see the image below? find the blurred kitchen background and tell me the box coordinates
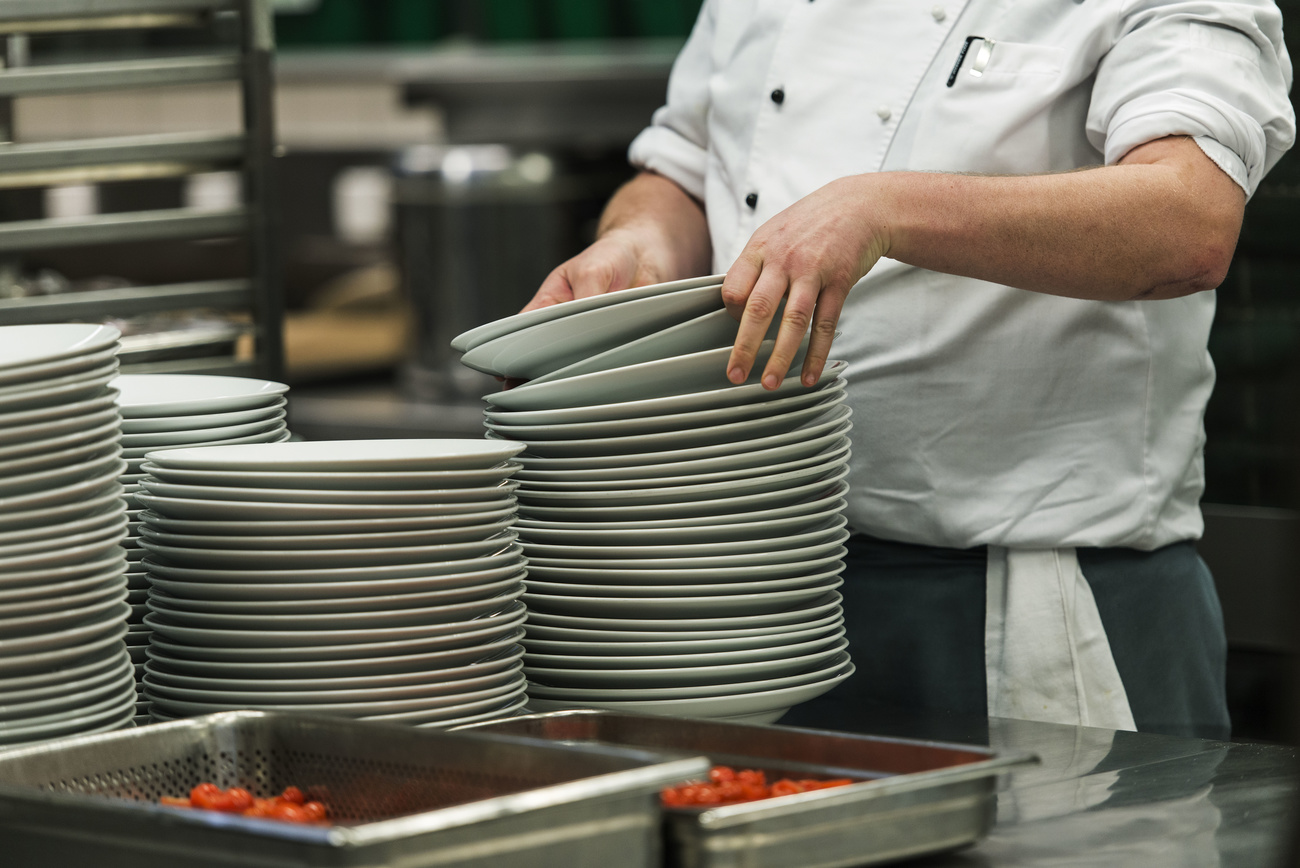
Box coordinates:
[0,0,1295,743]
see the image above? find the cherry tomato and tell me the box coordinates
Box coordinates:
[280,786,305,805]
[300,801,328,822]
[159,796,191,808]
[225,787,254,812]
[270,803,310,823]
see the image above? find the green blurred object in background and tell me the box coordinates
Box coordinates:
[388,0,443,43]
[553,0,612,40]
[274,0,704,44]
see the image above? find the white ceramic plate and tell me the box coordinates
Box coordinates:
[136,472,523,504]
[141,540,521,585]
[145,586,523,631]
[140,529,520,569]
[0,366,117,410]
[0,323,120,371]
[111,374,288,417]
[523,611,844,646]
[118,400,286,434]
[523,577,843,618]
[523,639,848,687]
[0,415,121,464]
[506,404,850,463]
[0,604,130,669]
[0,644,128,695]
[526,307,763,386]
[490,380,844,444]
[144,439,526,472]
[515,464,850,509]
[136,504,518,536]
[516,474,848,523]
[144,674,525,718]
[519,515,847,560]
[515,445,850,497]
[0,655,134,720]
[0,448,123,500]
[125,428,289,459]
[0,390,118,431]
[524,662,853,723]
[526,653,849,701]
[524,553,845,586]
[515,490,845,532]
[506,416,852,472]
[489,359,848,426]
[0,624,129,679]
[144,601,527,649]
[485,339,808,412]
[143,661,522,705]
[514,501,844,545]
[0,534,130,577]
[0,476,125,532]
[522,567,842,598]
[0,512,127,560]
[136,462,525,493]
[144,647,523,691]
[0,406,121,450]
[134,490,518,521]
[146,627,524,678]
[524,592,841,632]
[461,284,724,378]
[521,628,843,666]
[145,564,528,602]
[450,274,725,353]
[142,610,526,660]
[120,417,285,448]
[136,511,516,550]
[148,575,523,615]
[0,345,119,389]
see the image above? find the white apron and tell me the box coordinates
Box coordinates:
[985,547,1136,730]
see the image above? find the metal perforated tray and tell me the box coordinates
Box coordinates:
[0,710,708,868]
[457,710,1036,868]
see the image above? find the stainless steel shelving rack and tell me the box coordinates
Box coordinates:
[0,0,282,380]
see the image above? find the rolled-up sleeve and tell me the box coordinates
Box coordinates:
[1088,0,1295,196]
[627,0,716,201]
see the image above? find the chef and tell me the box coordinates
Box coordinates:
[521,0,1295,738]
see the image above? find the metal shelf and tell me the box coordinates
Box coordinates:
[0,278,252,323]
[0,0,282,380]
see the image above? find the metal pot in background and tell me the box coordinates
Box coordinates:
[394,143,626,401]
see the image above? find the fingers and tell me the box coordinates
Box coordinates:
[726,263,787,384]
[801,285,845,386]
[519,269,575,313]
[762,274,822,389]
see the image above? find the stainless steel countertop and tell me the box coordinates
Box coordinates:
[828,709,1297,867]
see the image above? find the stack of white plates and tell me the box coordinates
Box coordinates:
[134,439,531,728]
[111,373,290,718]
[0,324,136,743]
[454,277,854,724]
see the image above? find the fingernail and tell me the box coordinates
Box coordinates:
[763,374,778,389]
[803,373,817,387]
[728,367,744,383]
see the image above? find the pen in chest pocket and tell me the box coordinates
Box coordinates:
[947,36,997,86]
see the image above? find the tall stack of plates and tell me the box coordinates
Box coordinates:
[133,440,530,728]
[454,277,854,724]
[0,324,136,744]
[111,373,290,720]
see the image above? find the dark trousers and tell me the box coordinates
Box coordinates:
[778,534,1231,740]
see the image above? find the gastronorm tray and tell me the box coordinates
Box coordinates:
[457,709,1036,868]
[0,710,709,868]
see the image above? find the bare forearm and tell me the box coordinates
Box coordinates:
[723,135,1247,387]
[596,171,712,282]
[877,138,1245,301]
[522,171,711,311]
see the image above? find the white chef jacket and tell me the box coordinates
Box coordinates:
[629,0,1296,553]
